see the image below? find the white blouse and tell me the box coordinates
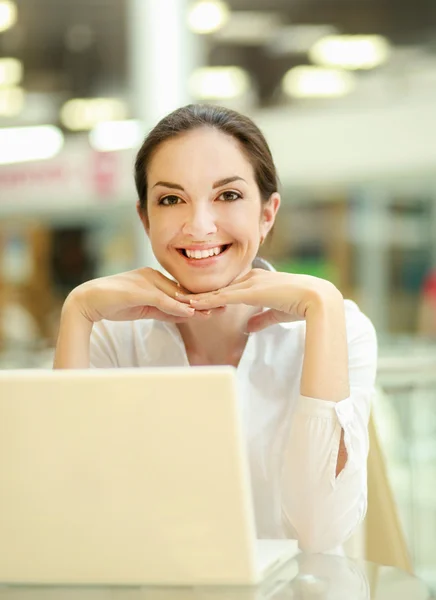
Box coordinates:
[90,298,377,554]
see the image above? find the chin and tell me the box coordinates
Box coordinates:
[176,274,233,295]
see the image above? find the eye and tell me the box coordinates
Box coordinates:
[218,190,242,202]
[159,195,183,206]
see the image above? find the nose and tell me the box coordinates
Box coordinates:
[181,202,217,239]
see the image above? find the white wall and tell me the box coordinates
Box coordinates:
[255,100,436,189]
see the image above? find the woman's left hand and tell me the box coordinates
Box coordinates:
[177,269,341,332]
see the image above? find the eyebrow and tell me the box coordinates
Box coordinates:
[151,176,246,191]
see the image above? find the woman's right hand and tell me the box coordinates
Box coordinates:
[66,267,204,324]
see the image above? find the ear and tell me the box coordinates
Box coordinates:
[260,192,280,239]
[136,201,150,235]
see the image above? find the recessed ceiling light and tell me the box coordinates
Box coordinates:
[0,86,24,116]
[60,98,128,131]
[282,66,356,98]
[187,0,229,34]
[0,125,64,165]
[310,35,392,70]
[0,58,22,87]
[0,0,17,33]
[89,120,144,152]
[189,66,250,99]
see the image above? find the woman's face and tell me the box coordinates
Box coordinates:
[141,127,280,293]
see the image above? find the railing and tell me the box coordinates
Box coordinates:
[372,353,436,592]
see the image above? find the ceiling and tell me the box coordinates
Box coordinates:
[1,0,436,119]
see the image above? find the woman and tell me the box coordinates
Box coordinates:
[54,104,377,554]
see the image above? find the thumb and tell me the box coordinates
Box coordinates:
[246,309,280,333]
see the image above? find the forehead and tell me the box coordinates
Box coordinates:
[147,127,256,186]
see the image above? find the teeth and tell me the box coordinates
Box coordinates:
[185,246,224,259]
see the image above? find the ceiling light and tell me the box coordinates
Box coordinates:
[187,0,229,34]
[189,66,250,99]
[0,58,23,87]
[282,66,356,98]
[0,125,64,165]
[60,98,128,131]
[309,35,391,70]
[89,119,144,152]
[0,86,24,116]
[0,0,17,33]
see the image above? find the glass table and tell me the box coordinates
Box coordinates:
[0,554,431,600]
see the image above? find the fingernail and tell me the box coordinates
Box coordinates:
[204,310,211,315]
[189,298,199,304]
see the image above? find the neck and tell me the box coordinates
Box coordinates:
[176,304,260,366]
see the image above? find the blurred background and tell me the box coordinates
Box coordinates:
[0,0,435,592]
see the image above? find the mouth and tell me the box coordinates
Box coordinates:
[177,244,231,260]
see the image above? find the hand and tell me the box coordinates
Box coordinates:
[178,269,340,332]
[68,267,224,324]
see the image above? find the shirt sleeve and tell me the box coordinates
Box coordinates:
[281,302,377,553]
[89,321,119,368]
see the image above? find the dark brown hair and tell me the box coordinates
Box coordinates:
[134,103,279,214]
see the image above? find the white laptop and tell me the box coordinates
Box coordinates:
[0,367,298,586]
[0,561,299,600]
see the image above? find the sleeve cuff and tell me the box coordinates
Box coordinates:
[295,395,356,485]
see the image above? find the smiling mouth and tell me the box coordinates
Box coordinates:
[177,244,231,260]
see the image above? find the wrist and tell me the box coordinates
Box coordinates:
[54,289,93,369]
[304,281,343,319]
[62,287,94,325]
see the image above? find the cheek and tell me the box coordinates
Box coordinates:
[227,208,262,240]
[148,212,176,242]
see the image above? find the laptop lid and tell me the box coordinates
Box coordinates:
[0,367,258,585]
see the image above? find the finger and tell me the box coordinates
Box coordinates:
[187,288,253,309]
[175,292,195,304]
[194,310,212,319]
[155,272,185,298]
[153,271,192,298]
[148,291,196,318]
[211,306,227,314]
[193,306,227,319]
[187,280,250,299]
[181,278,256,305]
[175,272,255,303]
[175,293,228,311]
[196,308,226,318]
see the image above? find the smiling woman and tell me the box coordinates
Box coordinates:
[133,104,280,294]
[54,103,377,555]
